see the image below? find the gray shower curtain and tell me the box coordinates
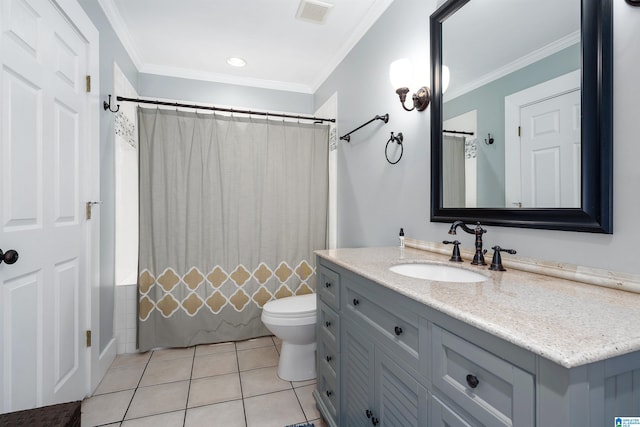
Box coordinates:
[442,134,466,207]
[137,108,329,351]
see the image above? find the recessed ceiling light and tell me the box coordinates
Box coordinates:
[226,57,246,67]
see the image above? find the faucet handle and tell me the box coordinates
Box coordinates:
[443,240,463,262]
[488,246,517,271]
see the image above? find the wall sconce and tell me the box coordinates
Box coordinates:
[442,65,450,93]
[389,58,430,112]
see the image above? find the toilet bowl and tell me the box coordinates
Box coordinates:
[261,293,317,381]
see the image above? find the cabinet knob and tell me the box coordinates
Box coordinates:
[466,374,480,389]
[394,326,403,336]
[326,390,333,397]
[325,281,331,288]
[325,321,331,328]
[326,355,332,362]
[353,298,360,306]
[372,416,379,425]
[365,409,372,418]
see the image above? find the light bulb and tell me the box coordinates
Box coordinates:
[442,65,450,93]
[389,58,413,90]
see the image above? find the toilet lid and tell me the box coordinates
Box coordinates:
[262,293,316,318]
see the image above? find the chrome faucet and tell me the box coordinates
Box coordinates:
[448,221,487,265]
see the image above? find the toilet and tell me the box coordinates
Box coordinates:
[261,293,317,381]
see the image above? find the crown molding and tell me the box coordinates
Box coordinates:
[98,0,142,70]
[444,31,580,102]
[138,63,314,93]
[310,0,394,92]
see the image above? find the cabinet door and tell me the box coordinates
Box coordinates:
[375,348,428,427]
[342,317,375,427]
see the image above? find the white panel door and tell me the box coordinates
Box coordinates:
[0,0,90,412]
[520,89,581,208]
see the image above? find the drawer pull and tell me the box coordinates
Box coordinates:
[371,417,379,426]
[353,298,360,306]
[326,355,332,362]
[365,409,372,418]
[325,321,331,328]
[466,374,480,389]
[325,281,332,288]
[394,326,403,336]
[326,390,333,397]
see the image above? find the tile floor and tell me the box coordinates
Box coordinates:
[81,336,327,427]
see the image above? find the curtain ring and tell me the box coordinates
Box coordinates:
[385,132,404,165]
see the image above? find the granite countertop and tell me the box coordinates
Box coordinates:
[316,246,640,369]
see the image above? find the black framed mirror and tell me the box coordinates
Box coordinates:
[430,0,612,233]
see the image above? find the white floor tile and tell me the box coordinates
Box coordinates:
[244,389,306,427]
[125,381,189,420]
[185,399,246,427]
[81,389,135,426]
[121,410,185,427]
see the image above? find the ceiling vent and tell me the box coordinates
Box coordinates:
[295,0,333,25]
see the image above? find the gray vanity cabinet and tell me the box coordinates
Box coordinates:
[341,317,374,426]
[314,254,640,426]
[342,312,428,427]
[314,264,341,427]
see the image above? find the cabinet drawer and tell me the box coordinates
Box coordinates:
[317,265,340,310]
[345,280,419,360]
[317,332,339,376]
[430,393,476,427]
[432,326,535,427]
[317,361,339,420]
[318,300,340,350]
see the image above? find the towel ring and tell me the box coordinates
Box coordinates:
[385,132,404,165]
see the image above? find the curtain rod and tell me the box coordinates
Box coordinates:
[103,95,336,123]
[443,129,474,136]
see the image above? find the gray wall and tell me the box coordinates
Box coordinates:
[444,44,580,207]
[79,0,139,352]
[138,74,313,113]
[315,0,640,276]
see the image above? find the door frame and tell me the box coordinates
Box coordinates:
[504,70,580,208]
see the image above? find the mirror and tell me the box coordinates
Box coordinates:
[430,0,613,233]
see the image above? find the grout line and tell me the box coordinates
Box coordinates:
[235,341,249,427]
[291,385,309,422]
[182,347,197,427]
[119,350,153,423]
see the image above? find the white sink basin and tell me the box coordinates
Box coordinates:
[389,263,488,283]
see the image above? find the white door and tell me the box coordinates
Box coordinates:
[520,89,581,207]
[0,0,92,412]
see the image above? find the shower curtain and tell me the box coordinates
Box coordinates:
[442,134,466,207]
[136,107,329,351]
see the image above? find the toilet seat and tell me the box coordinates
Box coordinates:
[262,294,316,324]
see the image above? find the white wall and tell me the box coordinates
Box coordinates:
[113,64,139,286]
[314,0,640,276]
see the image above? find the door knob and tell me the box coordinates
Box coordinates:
[0,249,19,265]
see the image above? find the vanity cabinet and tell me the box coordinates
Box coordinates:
[342,314,428,426]
[314,251,640,426]
[314,265,341,426]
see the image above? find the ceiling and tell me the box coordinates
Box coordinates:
[99,0,393,93]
